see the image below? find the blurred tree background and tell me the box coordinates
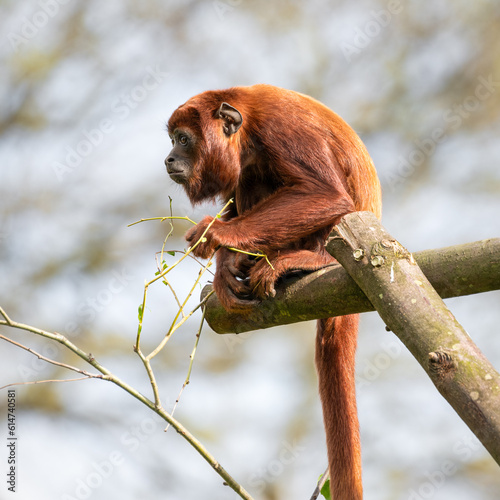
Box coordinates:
[1,1,500,499]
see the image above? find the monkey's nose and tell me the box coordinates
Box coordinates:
[165,157,178,175]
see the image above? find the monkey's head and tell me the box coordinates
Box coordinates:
[165,94,244,204]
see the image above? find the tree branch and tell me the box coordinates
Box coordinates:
[327,212,500,465]
[0,333,102,380]
[203,237,500,334]
[0,309,254,500]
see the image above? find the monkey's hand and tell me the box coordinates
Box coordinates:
[213,248,260,313]
[248,256,279,300]
[185,216,220,259]
[249,249,335,300]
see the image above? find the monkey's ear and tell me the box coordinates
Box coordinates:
[216,102,243,136]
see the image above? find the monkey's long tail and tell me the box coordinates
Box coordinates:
[315,315,362,500]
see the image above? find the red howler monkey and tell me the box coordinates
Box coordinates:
[165,84,381,500]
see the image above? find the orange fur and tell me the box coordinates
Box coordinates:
[166,84,382,499]
[316,315,362,499]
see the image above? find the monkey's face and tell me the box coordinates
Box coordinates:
[165,128,197,185]
[165,125,219,204]
[165,100,243,204]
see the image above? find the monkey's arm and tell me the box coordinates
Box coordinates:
[186,181,354,258]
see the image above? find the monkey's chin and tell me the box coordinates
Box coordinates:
[168,173,187,184]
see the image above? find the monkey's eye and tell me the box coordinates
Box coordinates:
[179,135,188,146]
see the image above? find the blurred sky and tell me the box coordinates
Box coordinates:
[1,1,500,499]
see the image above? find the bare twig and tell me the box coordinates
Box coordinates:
[165,306,206,432]
[158,196,176,266]
[0,306,14,325]
[139,199,233,361]
[226,247,275,270]
[309,468,329,500]
[0,333,102,379]
[134,201,227,351]
[147,257,214,360]
[0,311,254,500]
[128,215,197,227]
[0,377,95,391]
[134,347,162,409]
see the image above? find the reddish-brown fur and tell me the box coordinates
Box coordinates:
[167,84,381,499]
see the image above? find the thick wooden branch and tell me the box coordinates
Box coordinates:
[202,236,500,334]
[326,212,500,465]
[202,213,500,463]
